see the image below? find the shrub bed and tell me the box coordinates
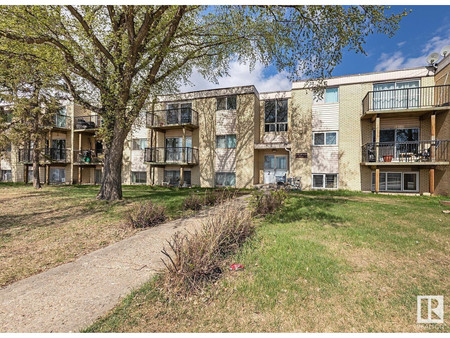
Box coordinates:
[250,190,287,216]
[127,201,167,228]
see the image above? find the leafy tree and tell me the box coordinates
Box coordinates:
[0,41,63,188]
[0,5,407,200]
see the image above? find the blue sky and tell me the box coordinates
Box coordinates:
[182,6,450,93]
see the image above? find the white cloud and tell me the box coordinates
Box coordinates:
[397,41,406,47]
[179,60,292,93]
[374,29,450,72]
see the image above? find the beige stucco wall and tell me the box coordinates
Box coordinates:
[339,82,372,190]
[290,88,313,190]
[235,94,256,188]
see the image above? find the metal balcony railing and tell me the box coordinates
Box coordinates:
[18,148,70,163]
[74,115,101,130]
[362,140,449,163]
[144,147,199,165]
[146,108,199,128]
[73,150,103,164]
[362,85,450,115]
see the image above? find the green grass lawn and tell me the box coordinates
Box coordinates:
[85,191,450,333]
[0,183,218,286]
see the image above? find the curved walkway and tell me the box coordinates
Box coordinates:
[0,197,248,332]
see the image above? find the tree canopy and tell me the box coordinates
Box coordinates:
[0,5,408,199]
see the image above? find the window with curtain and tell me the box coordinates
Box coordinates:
[132,138,148,150]
[216,135,236,149]
[313,132,337,146]
[265,99,288,132]
[313,174,338,189]
[166,102,192,124]
[132,171,147,184]
[325,88,339,103]
[373,81,419,110]
[215,172,236,186]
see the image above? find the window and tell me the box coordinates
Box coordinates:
[312,174,338,189]
[371,172,418,192]
[164,170,180,185]
[50,168,65,184]
[313,132,337,146]
[215,172,236,187]
[55,107,67,128]
[216,96,237,111]
[132,171,147,184]
[132,138,148,150]
[1,170,12,182]
[216,135,236,148]
[325,88,339,103]
[265,99,288,132]
[373,80,420,110]
[166,102,192,124]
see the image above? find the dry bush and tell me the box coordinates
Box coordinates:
[183,193,203,211]
[127,201,167,228]
[161,200,254,295]
[250,190,287,216]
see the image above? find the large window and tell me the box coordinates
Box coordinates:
[313,132,337,146]
[312,174,338,189]
[265,99,288,132]
[216,96,237,111]
[50,168,65,184]
[55,107,67,128]
[132,138,148,150]
[371,172,418,192]
[166,102,192,124]
[1,170,12,182]
[373,80,420,110]
[132,171,147,184]
[215,172,236,187]
[216,135,236,149]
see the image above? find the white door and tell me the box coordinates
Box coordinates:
[264,155,287,184]
[275,156,287,182]
[264,155,275,184]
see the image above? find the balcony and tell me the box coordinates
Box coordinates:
[144,147,199,166]
[146,109,199,131]
[362,85,450,118]
[361,140,449,165]
[74,115,101,131]
[50,113,71,129]
[73,150,103,165]
[18,148,70,163]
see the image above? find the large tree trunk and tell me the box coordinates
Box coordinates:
[32,147,41,189]
[97,128,128,201]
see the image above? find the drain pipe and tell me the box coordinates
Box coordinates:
[284,145,291,180]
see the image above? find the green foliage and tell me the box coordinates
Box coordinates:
[0,5,408,198]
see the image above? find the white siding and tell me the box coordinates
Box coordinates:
[215,148,236,172]
[312,103,339,131]
[216,110,236,135]
[131,150,146,171]
[262,132,289,144]
[1,159,11,170]
[312,147,339,173]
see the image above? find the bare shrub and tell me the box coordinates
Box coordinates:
[127,201,167,228]
[250,190,287,216]
[161,200,254,295]
[183,193,203,211]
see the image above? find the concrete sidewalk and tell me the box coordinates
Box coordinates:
[0,198,246,332]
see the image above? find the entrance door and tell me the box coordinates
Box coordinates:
[264,155,288,184]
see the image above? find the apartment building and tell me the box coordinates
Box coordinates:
[2,56,449,195]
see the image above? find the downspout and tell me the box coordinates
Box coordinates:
[284,145,291,180]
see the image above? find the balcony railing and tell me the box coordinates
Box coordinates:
[146,108,199,128]
[362,85,450,115]
[73,150,103,164]
[74,115,101,130]
[18,148,70,163]
[144,147,199,165]
[362,140,449,163]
